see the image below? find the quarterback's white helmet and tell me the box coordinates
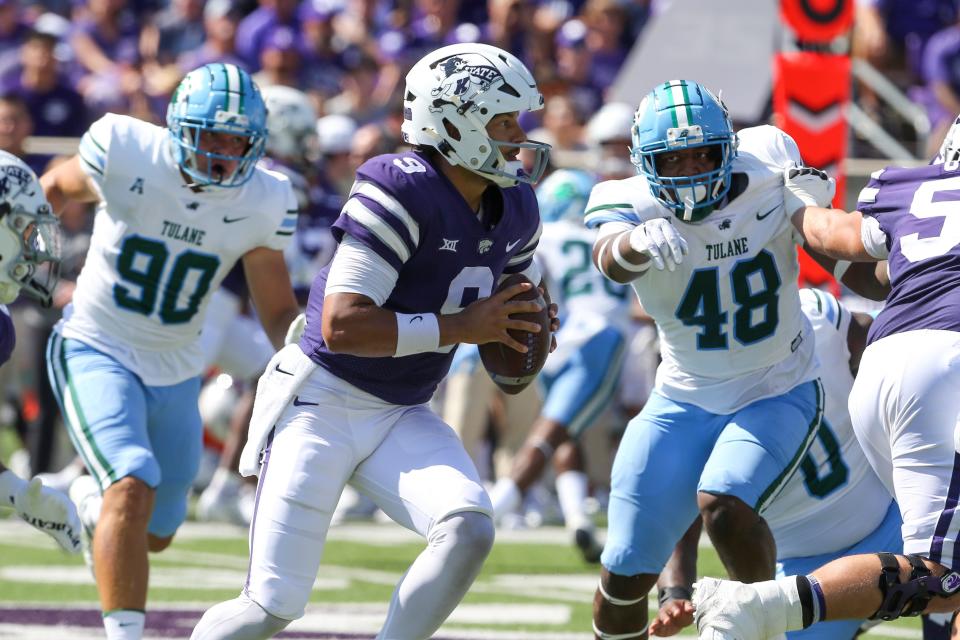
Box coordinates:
[0,151,60,306]
[401,43,551,188]
[261,85,319,165]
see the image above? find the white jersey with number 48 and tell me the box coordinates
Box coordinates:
[584,125,817,414]
[60,113,297,385]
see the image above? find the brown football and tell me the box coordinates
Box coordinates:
[478,273,551,394]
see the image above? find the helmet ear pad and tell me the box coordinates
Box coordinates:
[401,43,551,188]
[166,63,268,188]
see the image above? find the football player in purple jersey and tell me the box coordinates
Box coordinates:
[190,43,558,640]
[0,150,80,554]
[694,118,960,638]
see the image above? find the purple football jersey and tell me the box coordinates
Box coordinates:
[299,151,541,405]
[858,162,960,343]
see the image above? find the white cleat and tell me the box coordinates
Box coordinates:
[693,577,770,640]
[68,474,101,572]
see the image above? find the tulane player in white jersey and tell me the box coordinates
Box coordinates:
[40,63,300,640]
[649,288,904,640]
[694,116,960,639]
[583,80,844,640]
[489,168,630,562]
[0,151,81,555]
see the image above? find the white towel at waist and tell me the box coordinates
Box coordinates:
[239,343,318,476]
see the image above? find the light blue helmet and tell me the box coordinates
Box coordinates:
[166,63,268,188]
[536,168,597,223]
[630,80,738,223]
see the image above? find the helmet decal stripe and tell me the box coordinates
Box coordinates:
[670,83,690,128]
[224,63,241,114]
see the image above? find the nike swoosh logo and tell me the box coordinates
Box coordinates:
[293,396,319,406]
[505,238,522,252]
[223,215,249,223]
[274,363,294,376]
[409,315,423,323]
[755,205,779,221]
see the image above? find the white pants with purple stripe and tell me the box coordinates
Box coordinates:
[244,365,491,620]
[848,329,960,567]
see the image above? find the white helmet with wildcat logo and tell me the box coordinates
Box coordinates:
[261,85,318,166]
[401,43,551,188]
[0,151,60,306]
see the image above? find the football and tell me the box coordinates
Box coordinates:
[479,273,552,394]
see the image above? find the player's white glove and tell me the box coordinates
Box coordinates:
[8,473,82,554]
[628,218,689,272]
[783,165,836,216]
[284,312,306,346]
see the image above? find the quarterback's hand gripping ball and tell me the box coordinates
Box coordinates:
[479,274,551,395]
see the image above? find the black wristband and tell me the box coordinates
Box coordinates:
[658,586,693,607]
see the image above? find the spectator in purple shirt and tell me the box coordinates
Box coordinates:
[0,0,33,79]
[252,25,303,89]
[581,0,629,95]
[69,0,143,118]
[235,0,300,71]
[0,94,49,176]
[177,0,247,72]
[140,0,207,66]
[0,28,88,139]
[919,17,960,155]
[553,18,603,118]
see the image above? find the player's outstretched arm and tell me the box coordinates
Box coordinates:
[592,219,689,283]
[792,206,876,262]
[39,155,100,214]
[242,247,301,349]
[0,464,82,554]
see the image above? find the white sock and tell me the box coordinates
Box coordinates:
[488,478,521,522]
[555,470,590,531]
[378,512,494,640]
[81,492,103,530]
[103,609,145,640]
[752,577,805,635]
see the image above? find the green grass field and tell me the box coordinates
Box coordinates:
[0,512,926,639]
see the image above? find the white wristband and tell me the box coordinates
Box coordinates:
[395,312,440,357]
[614,232,651,273]
[832,259,851,280]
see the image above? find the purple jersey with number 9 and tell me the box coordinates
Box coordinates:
[299,151,543,405]
[857,163,960,343]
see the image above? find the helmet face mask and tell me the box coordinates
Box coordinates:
[0,151,61,306]
[401,43,551,188]
[630,80,738,223]
[167,64,268,188]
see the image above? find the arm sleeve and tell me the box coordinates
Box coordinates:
[324,234,399,306]
[860,215,890,259]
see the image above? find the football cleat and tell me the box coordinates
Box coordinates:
[68,474,101,571]
[573,525,603,564]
